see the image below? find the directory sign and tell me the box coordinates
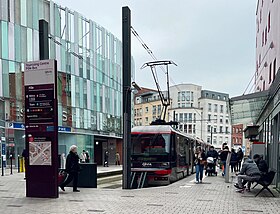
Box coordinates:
[24,59,58,198]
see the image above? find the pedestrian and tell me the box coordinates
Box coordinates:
[115,152,120,165]
[236,147,244,172]
[80,150,86,163]
[85,151,90,163]
[104,151,109,167]
[234,157,261,192]
[253,154,268,175]
[59,145,80,192]
[230,148,238,173]
[194,146,206,183]
[219,146,229,176]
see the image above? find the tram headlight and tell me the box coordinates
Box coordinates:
[142,162,152,167]
[161,162,170,167]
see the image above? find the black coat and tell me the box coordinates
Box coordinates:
[220,150,229,162]
[65,151,80,173]
[237,150,244,161]
[256,159,269,174]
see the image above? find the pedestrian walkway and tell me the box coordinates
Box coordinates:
[0,169,279,214]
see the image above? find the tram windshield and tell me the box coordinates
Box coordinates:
[131,133,170,155]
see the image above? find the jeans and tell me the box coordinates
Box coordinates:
[195,164,204,182]
[237,174,260,188]
[222,161,226,176]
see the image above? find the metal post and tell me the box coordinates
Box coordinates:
[39,19,49,60]
[1,156,4,176]
[122,6,131,189]
[225,152,231,183]
[10,155,12,175]
[210,126,213,145]
[18,155,20,173]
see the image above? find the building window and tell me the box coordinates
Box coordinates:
[268,12,271,32]
[225,127,229,134]
[184,113,188,123]
[181,91,185,101]
[220,116,223,123]
[178,92,181,101]
[220,105,224,113]
[273,58,277,81]
[207,125,211,133]
[179,113,183,122]
[208,114,211,122]
[220,126,223,133]
[188,124,192,134]
[157,105,161,115]
[193,125,196,134]
[263,80,265,91]
[145,117,148,124]
[152,105,156,115]
[269,63,272,83]
[189,113,192,122]
[213,126,217,133]
[194,113,196,123]
[208,103,212,111]
[214,104,218,113]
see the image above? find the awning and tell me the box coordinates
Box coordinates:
[229,90,269,125]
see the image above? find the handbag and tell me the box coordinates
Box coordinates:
[58,169,68,186]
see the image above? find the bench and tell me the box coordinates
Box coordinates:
[252,170,276,197]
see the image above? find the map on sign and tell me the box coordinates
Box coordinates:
[29,141,52,165]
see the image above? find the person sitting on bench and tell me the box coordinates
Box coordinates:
[253,154,268,175]
[234,157,261,191]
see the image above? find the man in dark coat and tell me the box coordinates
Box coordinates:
[253,154,269,175]
[219,146,229,176]
[59,145,80,192]
[236,148,244,171]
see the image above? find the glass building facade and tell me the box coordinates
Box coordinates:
[0,0,131,165]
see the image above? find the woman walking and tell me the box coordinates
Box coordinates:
[194,146,206,183]
[59,145,80,192]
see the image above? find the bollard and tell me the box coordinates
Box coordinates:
[18,155,20,173]
[10,155,13,175]
[1,156,4,176]
[225,152,231,183]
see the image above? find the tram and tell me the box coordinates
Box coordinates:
[131,125,210,187]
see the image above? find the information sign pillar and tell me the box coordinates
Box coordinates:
[24,59,58,198]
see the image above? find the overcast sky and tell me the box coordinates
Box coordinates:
[54,0,257,97]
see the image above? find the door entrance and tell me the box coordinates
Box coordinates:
[94,141,103,165]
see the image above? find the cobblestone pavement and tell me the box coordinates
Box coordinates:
[0,170,279,214]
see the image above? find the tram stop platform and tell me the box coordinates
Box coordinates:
[0,167,279,214]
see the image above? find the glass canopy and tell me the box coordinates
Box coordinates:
[229,90,269,125]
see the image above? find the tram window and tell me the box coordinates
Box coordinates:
[132,134,170,155]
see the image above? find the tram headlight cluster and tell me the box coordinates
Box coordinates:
[160,162,170,167]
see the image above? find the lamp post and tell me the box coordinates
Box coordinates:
[210,126,213,145]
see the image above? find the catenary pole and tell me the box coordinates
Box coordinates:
[122,6,131,189]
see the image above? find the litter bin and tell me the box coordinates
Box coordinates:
[67,163,97,188]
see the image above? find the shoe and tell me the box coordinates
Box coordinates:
[59,186,65,191]
[234,184,244,189]
[73,189,80,192]
[200,180,202,183]
[236,188,245,193]
[195,181,199,184]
